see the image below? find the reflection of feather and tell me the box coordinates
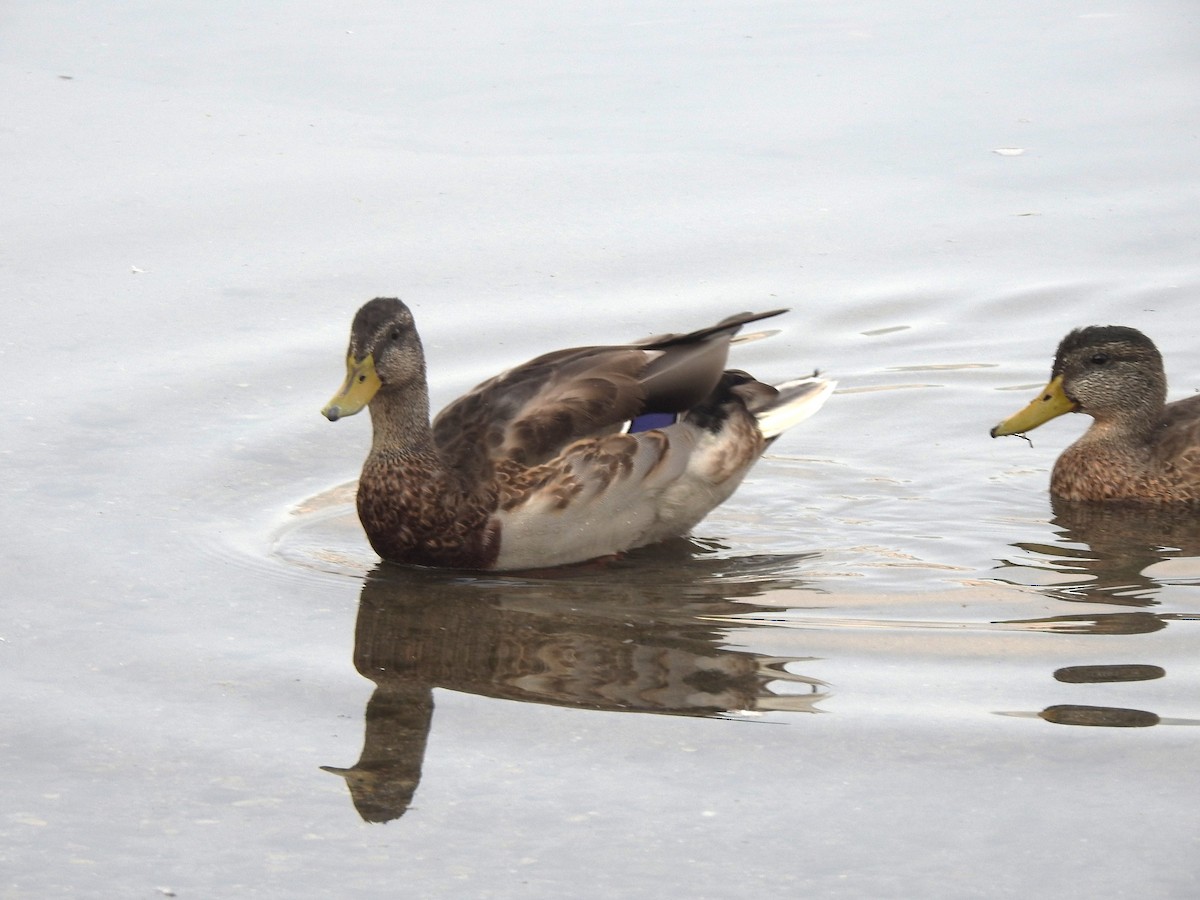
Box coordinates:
[322,563,829,822]
[1004,498,1200,607]
[350,574,826,717]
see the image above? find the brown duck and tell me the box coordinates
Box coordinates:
[991,325,1200,502]
[323,298,834,569]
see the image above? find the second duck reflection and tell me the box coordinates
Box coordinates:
[323,548,827,823]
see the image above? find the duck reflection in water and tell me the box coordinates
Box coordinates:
[995,501,1200,728]
[322,548,828,823]
[999,496,1200,608]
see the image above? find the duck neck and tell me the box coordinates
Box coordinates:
[366,383,440,461]
[1084,403,1163,446]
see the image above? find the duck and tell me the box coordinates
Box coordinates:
[990,325,1200,502]
[322,298,834,570]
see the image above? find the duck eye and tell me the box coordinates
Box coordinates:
[389,329,402,342]
[1089,353,1109,365]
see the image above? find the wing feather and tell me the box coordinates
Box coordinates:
[431,310,786,479]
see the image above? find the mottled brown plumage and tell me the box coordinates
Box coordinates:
[323,298,834,569]
[991,325,1200,503]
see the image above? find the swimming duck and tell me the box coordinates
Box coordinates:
[323,298,834,569]
[990,325,1200,502]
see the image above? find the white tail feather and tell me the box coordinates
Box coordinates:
[755,377,836,439]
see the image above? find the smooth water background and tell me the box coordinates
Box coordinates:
[4,2,1199,897]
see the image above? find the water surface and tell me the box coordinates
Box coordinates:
[4,2,1199,897]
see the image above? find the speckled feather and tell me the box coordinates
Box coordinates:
[1050,393,1200,501]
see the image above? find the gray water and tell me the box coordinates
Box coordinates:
[4,2,1199,897]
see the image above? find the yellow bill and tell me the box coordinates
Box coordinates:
[990,374,1077,437]
[322,353,381,421]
